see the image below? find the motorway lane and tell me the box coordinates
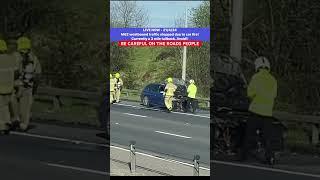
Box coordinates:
[213,162,320,180]
[0,130,107,179]
[110,102,210,166]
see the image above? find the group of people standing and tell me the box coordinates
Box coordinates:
[0,37,41,135]
[109,72,123,104]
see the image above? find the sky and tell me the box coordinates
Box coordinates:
[136,1,205,28]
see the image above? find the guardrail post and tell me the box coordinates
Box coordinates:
[193,155,200,176]
[130,141,136,173]
[311,124,319,145]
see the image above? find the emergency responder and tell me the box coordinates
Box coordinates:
[187,79,197,113]
[110,74,116,104]
[0,39,16,135]
[114,72,123,103]
[164,77,177,112]
[240,57,277,165]
[13,37,42,132]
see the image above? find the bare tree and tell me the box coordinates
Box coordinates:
[110,1,149,28]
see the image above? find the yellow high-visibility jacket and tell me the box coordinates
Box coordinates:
[247,69,277,117]
[110,78,116,92]
[0,54,17,94]
[187,84,197,99]
[165,83,177,96]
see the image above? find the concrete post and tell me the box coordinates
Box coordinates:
[130,141,136,173]
[193,155,200,176]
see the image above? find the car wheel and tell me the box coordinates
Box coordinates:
[143,96,150,107]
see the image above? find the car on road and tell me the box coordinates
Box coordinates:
[140,78,190,111]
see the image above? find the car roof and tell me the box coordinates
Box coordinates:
[213,54,242,76]
[146,83,162,87]
[213,54,248,85]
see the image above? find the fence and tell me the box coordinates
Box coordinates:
[121,141,204,176]
[32,86,320,145]
[120,89,211,108]
[32,86,102,125]
[274,111,320,145]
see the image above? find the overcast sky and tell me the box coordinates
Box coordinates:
[136,1,205,27]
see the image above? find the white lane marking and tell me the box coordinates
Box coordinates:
[213,160,320,178]
[123,113,148,118]
[115,103,210,119]
[115,123,119,125]
[155,130,192,139]
[11,132,108,148]
[172,111,210,118]
[110,145,210,171]
[46,163,108,175]
[10,131,209,171]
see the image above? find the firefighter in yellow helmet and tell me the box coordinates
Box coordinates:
[0,39,17,135]
[164,77,177,112]
[240,57,277,165]
[114,72,123,103]
[187,79,197,113]
[109,74,116,104]
[12,37,42,132]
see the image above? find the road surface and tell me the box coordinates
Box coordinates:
[110,101,210,167]
[0,123,108,180]
[213,160,320,180]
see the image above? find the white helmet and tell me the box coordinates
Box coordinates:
[254,57,270,71]
[189,79,195,84]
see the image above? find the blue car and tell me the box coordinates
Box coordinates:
[140,83,166,108]
[140,79,190,111]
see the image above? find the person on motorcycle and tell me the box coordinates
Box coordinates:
[240,57,278,165]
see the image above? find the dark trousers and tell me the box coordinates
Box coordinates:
[240,113,274,160]
[187,97,197,113]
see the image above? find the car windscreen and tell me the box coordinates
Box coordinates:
[148,84,160,93]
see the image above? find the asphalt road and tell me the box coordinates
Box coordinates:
[213,161,320,180]
[0,125,108,180]
[110,101,210,166]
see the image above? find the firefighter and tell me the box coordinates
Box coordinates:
[110,74,116,104]
[164,77,177,112]
[0,39,16,135]
[114,72,123,103]
[13,37,42,132]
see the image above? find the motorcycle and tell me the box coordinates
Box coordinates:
[213,107,286,165]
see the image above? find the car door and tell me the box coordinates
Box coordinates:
[152,84,165,106]
[154,84,165,107]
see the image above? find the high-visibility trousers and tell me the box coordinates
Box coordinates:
[164,96,174,111]
[0,94,11,131]
[115,89,121,103]
[18,88,33,130]
[110,91,115,103]
[9,90,19,122]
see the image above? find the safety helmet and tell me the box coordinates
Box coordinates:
[17,37,31,51]
[167,77,173,83]
[189,79,195,84]
[0,39,8,52]
[254,57,270,71]
[115,73,120,78]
